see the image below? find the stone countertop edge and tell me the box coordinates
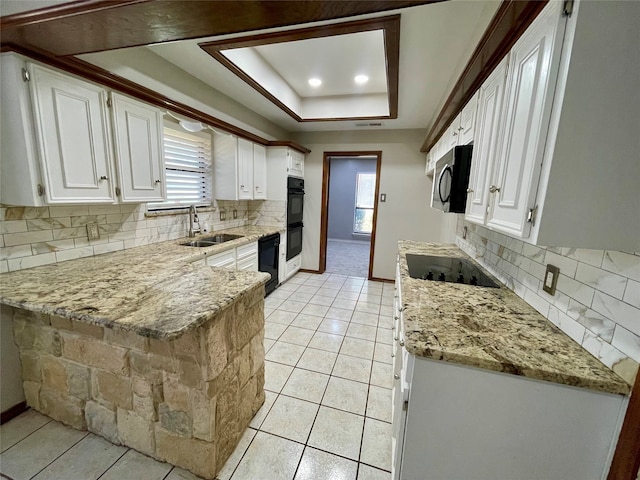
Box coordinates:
[0,225,282,340]
[397,240,631,396]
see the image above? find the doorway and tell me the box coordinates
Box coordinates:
[319,151,382,280]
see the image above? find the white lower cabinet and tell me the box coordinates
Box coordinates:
[205,249,236,269]
[285,254,301,280]
[204,241,258,271]
[392,264,627,480]
[236,242,258,271]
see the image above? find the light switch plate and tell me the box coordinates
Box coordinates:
[542,264,559,295]
[86,223,100,240]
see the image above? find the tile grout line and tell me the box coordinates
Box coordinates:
[27,431,89,480]
[95,447,130,480]
[0,415,53,455]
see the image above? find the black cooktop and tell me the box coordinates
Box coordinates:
[406,254,499,288]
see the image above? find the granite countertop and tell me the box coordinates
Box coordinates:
[0,225,283,340]
[398,241,630,395]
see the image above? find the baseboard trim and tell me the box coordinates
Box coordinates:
[370,276,394,283]
[1,401,28,425]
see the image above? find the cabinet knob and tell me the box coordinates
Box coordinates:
[255,186,259,190]
[99,175,108,181]
[240,185,245,189]
[394,336,399,341]
[394,374,400,380]
[452,131,458,136]
[399,340,405,347]
[489,185,501,193]
[154,179,162,184]
[466,188,474,193]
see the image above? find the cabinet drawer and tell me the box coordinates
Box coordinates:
[286,255,301,279]
[236,241,258,260]
[206,249,236,268]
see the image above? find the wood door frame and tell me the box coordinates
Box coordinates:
[319,151,382,280]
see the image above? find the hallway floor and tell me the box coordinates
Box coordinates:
[0,272,395,480]
[325,239,371,278]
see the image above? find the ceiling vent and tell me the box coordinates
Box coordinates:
[354,122,384,127]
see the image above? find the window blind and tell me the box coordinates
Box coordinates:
[147,127,212,210]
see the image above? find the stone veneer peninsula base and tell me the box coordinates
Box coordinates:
[8,284,266,480]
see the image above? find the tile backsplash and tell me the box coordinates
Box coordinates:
[0,200,286,273]
[457,218,640,385]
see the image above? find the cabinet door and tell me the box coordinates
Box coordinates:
[288,150,304,178]
[465,57,508,225]
[110,93,165,202]
[237,138,254,200]
[486,1,564,237]
[253,143,267,200]
[446,115,461,150]
[28,64,115,203]
[459,91,478,145]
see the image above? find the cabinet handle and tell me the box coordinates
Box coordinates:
[452,131,458,136]
[155,179,162,184]
[394,336,399,341]
[240,185,245,188]
[99,176,108,181]
[394,374,400,380]
[399,340,405,347]
[391,353,395,358]
[466,188,474,193]
[489,185,501,193]
[393,316,399,321]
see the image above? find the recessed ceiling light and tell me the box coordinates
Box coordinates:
[308,78,322,87]
[354,75,369,85]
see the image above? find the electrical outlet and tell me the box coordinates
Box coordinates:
[220,211,226,221]
[542,264,559,295]
[233,209,238,219]
[86,223,100,240]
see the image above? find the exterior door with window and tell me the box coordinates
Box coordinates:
[354,173,375,235]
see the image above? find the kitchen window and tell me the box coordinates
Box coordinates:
[147,125,212,211]
[353,172,375,234]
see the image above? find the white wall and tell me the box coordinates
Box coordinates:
[293,129,457,280]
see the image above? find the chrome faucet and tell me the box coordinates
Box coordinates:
[188,205,201,237]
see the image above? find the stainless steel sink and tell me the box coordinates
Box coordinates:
[200,234,243,243]
[179,234,243,247]
[179,240,217,247]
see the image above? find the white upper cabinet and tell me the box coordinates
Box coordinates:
[0,53,167,206]
[213,133,267,200]
[110,92,165,202]
[486,1,565,237]
[426,92,478,175]
[237,137,254,200]
[287,149,304,178]
[459,91,478,145]
[462,0,639,251]
[465,56,508,225]
[28,63,116,204]
[253,143,267,200]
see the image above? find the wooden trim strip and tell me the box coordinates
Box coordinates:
[298,268,321,275]
[370,277,394,283]
[420,0,549,152]
[368,153,383,280]
[267,141,311,155]
[199,16,401,123]
[607,373,640,480]
[1,402,28,425]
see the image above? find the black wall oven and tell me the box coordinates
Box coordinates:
[287,177,304,260]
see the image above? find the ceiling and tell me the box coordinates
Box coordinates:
[6,0,501,136]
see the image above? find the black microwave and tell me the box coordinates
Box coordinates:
[431,145,473,213]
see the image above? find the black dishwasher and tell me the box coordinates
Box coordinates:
[258,233,280,296]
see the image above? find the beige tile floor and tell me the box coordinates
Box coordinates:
[0,272,395,480]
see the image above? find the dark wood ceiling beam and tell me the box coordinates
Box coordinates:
[420,0,548,152]
[0,0,440,56]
